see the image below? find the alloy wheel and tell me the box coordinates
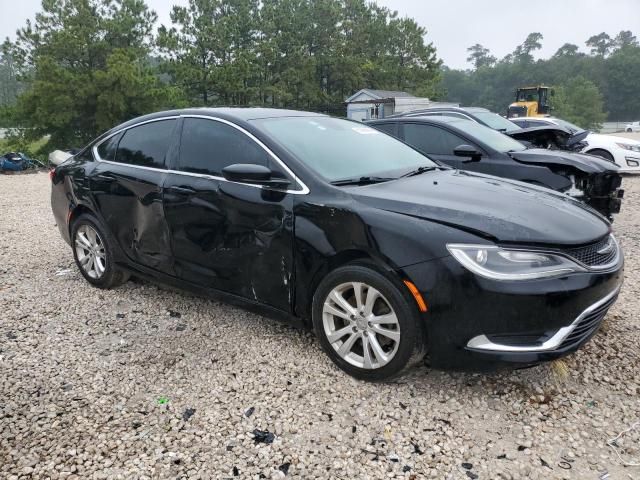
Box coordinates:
[75,224,106,279]
[322,282,401,369]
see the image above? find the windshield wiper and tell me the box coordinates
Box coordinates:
[331,176,396,186]
[399,166,438,178]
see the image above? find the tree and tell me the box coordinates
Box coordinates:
[3,0,170,149]
[156,0,442,112]
[511,32,543,63]
[552,76,607,130]
[586,32,613,56]
[553,43,581,58]
[613,30,638,50]
[0,53,20,108]
[466,44,496,69]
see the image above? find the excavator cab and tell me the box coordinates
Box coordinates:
[507,86,553,118]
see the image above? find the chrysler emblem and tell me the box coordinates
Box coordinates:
[597,237,614,255]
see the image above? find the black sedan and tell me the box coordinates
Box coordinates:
[368,116,623,219]
[51,109,623,380]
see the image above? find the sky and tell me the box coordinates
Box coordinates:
[1,0,639,69]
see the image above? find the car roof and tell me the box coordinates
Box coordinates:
[418,106,491,114]
[372,116,474,126]
[94,108,329,145]
[116,107,325,129]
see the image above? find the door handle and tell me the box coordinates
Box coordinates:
[94,174,116,183]
[168,186,196,194]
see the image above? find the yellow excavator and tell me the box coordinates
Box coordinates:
[507,86,553,118]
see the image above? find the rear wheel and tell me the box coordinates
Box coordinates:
[627,128,633,133]
[312,264,425,381]
[71,214,129,289]
[588,149,615,163]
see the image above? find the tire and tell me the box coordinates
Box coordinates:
[627,128,633,133]
[312,263,426,381]
[71,213,129,289]
[588,149,615,163]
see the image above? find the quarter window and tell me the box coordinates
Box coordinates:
[403,124,468,155]
[373,123,399,138]
[178,118,271,176]
[115,120,176,169]
[96,133,122,161]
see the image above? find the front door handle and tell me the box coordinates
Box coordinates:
[168,186,196,194]
[94,174,116,183]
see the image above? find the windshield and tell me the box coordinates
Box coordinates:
[252,117,437,182]
[472,111,521,132]
[454,119,527,153]
[552,118,585,134]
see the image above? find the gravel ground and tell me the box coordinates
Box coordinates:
[1,172,639,480]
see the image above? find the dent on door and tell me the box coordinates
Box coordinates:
[91,164,173,272]
[164,175,294,312]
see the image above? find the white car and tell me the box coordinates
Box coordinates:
[626,121,640,133]
[511,117,640,173]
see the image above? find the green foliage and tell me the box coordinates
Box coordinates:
[157,0,441,112]
[466,44,496,69]
[551,77,607,130]
[3,0,177,150]
[441,30,640,122]
[586,32,612,56]
[0,53,21,110]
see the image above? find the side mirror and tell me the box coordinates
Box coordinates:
[222,163,291,188]
[454,144,482,162]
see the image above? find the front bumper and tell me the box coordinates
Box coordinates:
[402,253,624,371]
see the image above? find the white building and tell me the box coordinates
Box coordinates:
[345,89,457,121]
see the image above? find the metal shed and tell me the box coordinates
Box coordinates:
[345,89,440,121]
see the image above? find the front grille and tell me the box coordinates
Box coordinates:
[564,236,618,267]
[559,294,618,349]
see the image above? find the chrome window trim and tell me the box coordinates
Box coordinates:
[466,286,620,353]
[92,114,310,195]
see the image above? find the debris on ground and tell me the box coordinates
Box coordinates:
[182,408,196,421]
[244,406,255,417]
[252,429,275,444]
[156,397,169,405]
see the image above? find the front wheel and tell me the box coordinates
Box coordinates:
[71,214,129,289]
[312,264,426,381]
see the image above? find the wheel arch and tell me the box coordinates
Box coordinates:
[299,248,404,325]
[68,204,97,236]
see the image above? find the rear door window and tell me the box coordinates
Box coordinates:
[178,118,272,177]
[115,119,176,169]
[403,124,468,155]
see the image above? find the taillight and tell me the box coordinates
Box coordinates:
[49,168,55,181]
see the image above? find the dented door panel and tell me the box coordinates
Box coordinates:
[89,163,173,273]
[163,173,294,312]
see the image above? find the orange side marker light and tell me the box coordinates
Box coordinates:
[403,280,428,312]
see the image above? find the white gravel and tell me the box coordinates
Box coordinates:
[1,171,639,479]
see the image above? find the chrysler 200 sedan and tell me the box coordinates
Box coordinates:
[51,109,624,381]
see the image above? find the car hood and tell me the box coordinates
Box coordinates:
[509,149,620,173]
[588,133,640,146]
[507,126,589,149]
[350,169,609,245]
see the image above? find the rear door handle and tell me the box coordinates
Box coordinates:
[94,174,116,183]
[168,186,196,194]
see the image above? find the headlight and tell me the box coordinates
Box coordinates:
[446,244,586,280]
[616,143,640,152]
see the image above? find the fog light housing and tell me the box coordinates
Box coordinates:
[626,157,639,167]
